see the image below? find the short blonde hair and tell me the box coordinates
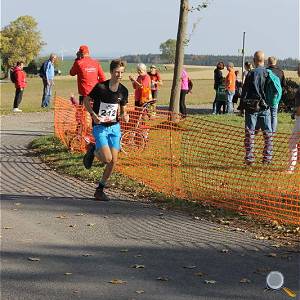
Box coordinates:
[268,56,277,66]
[137,63,147,72]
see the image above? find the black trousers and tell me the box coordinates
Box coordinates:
[13,88,24,109]
[180,90,188,116]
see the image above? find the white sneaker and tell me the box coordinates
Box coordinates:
[13,108,22,112]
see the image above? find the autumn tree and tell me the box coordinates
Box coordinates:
[0,15,45,76]
[160,39,177,63]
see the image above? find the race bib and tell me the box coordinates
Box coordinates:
[98,102,118,123]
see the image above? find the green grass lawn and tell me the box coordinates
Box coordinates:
[0,76,215,114]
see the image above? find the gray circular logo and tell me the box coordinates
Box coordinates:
[266,271,284,290]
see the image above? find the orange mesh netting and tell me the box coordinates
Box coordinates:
[54,96,300,225]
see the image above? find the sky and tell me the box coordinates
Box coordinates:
[1,0,300,60]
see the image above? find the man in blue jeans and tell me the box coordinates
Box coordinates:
[240,51,273,165]
[41,54,57,108]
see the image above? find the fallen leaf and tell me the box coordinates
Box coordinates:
[267,253,277,257]
[204,280,216,284]
[68,224,76,228]
[64,272,72,275]
[254,267,271,275]
[221,249,229,253]
[194,216,200,220]
[87,223,95,227]
[109,279,127,284]
[3,226,13,229]
[194,272,207,277]
[135,290,145,294]
[56,215,68,219]
[75,213,85,216]
[82,253,92,257]
[183,265,197,269]
[158,213,164,216]
[156,276,169,281]
[131,264,145,269]
[120,249,128,253]
[28,257,40,261]
[15,203,22,206]
[134,254,142,258]
[240,278,251,283]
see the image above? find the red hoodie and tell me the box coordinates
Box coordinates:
[14,66,27,89]
[69,56,106,96]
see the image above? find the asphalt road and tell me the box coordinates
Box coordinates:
[1,112,299,300]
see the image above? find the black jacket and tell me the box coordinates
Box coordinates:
[214,68,223,90]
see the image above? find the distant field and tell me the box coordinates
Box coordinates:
[0,69,216,114]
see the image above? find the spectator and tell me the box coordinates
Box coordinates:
[129,63,151,107]
[212,62,225,114]
[12,61,27,113]
[179,68,190,117]
[69,45,106,105]
[267,56,287,132]
[225,62,236,114]
[287,63,300,173]
[41,53,57,108]
[233,70,242,107]
[241,50,272,165]
[242,61,254,83]
[147,65,162,101]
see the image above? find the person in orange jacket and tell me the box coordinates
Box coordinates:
[225,62,236,114]
[12,61,27,112]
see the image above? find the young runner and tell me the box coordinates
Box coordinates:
[83,59,129,201]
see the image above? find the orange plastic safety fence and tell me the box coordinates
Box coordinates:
[54,96,300,225]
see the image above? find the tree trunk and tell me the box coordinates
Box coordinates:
[169,0,189,114]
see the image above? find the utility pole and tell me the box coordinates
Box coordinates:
[241,31,246,82]
[169,0,189,114]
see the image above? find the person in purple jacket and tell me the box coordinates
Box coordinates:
[180,68,189,118]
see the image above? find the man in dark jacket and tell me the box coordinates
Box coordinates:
[240,50,273,165]
[212,61,224,114]
[267,56,287,132]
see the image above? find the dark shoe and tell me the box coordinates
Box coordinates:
[83,144,95,169]
[94,187,109,201]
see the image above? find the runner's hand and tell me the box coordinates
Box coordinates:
[122,114,129,123]
[91,114,101,124]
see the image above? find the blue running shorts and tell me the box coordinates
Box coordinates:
[93,123,121,151]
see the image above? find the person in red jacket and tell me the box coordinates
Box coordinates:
[12,61,27,112]
[69,45,106,104]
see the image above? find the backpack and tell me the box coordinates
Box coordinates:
[265,69,282,107]
[39,61,47,78]
[10,68,17,83]
[216,84,226,102]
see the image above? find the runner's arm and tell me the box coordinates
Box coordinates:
[120,105,129,123]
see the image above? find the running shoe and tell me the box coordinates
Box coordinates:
[94,187,109,201]
[83,143,95,169]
